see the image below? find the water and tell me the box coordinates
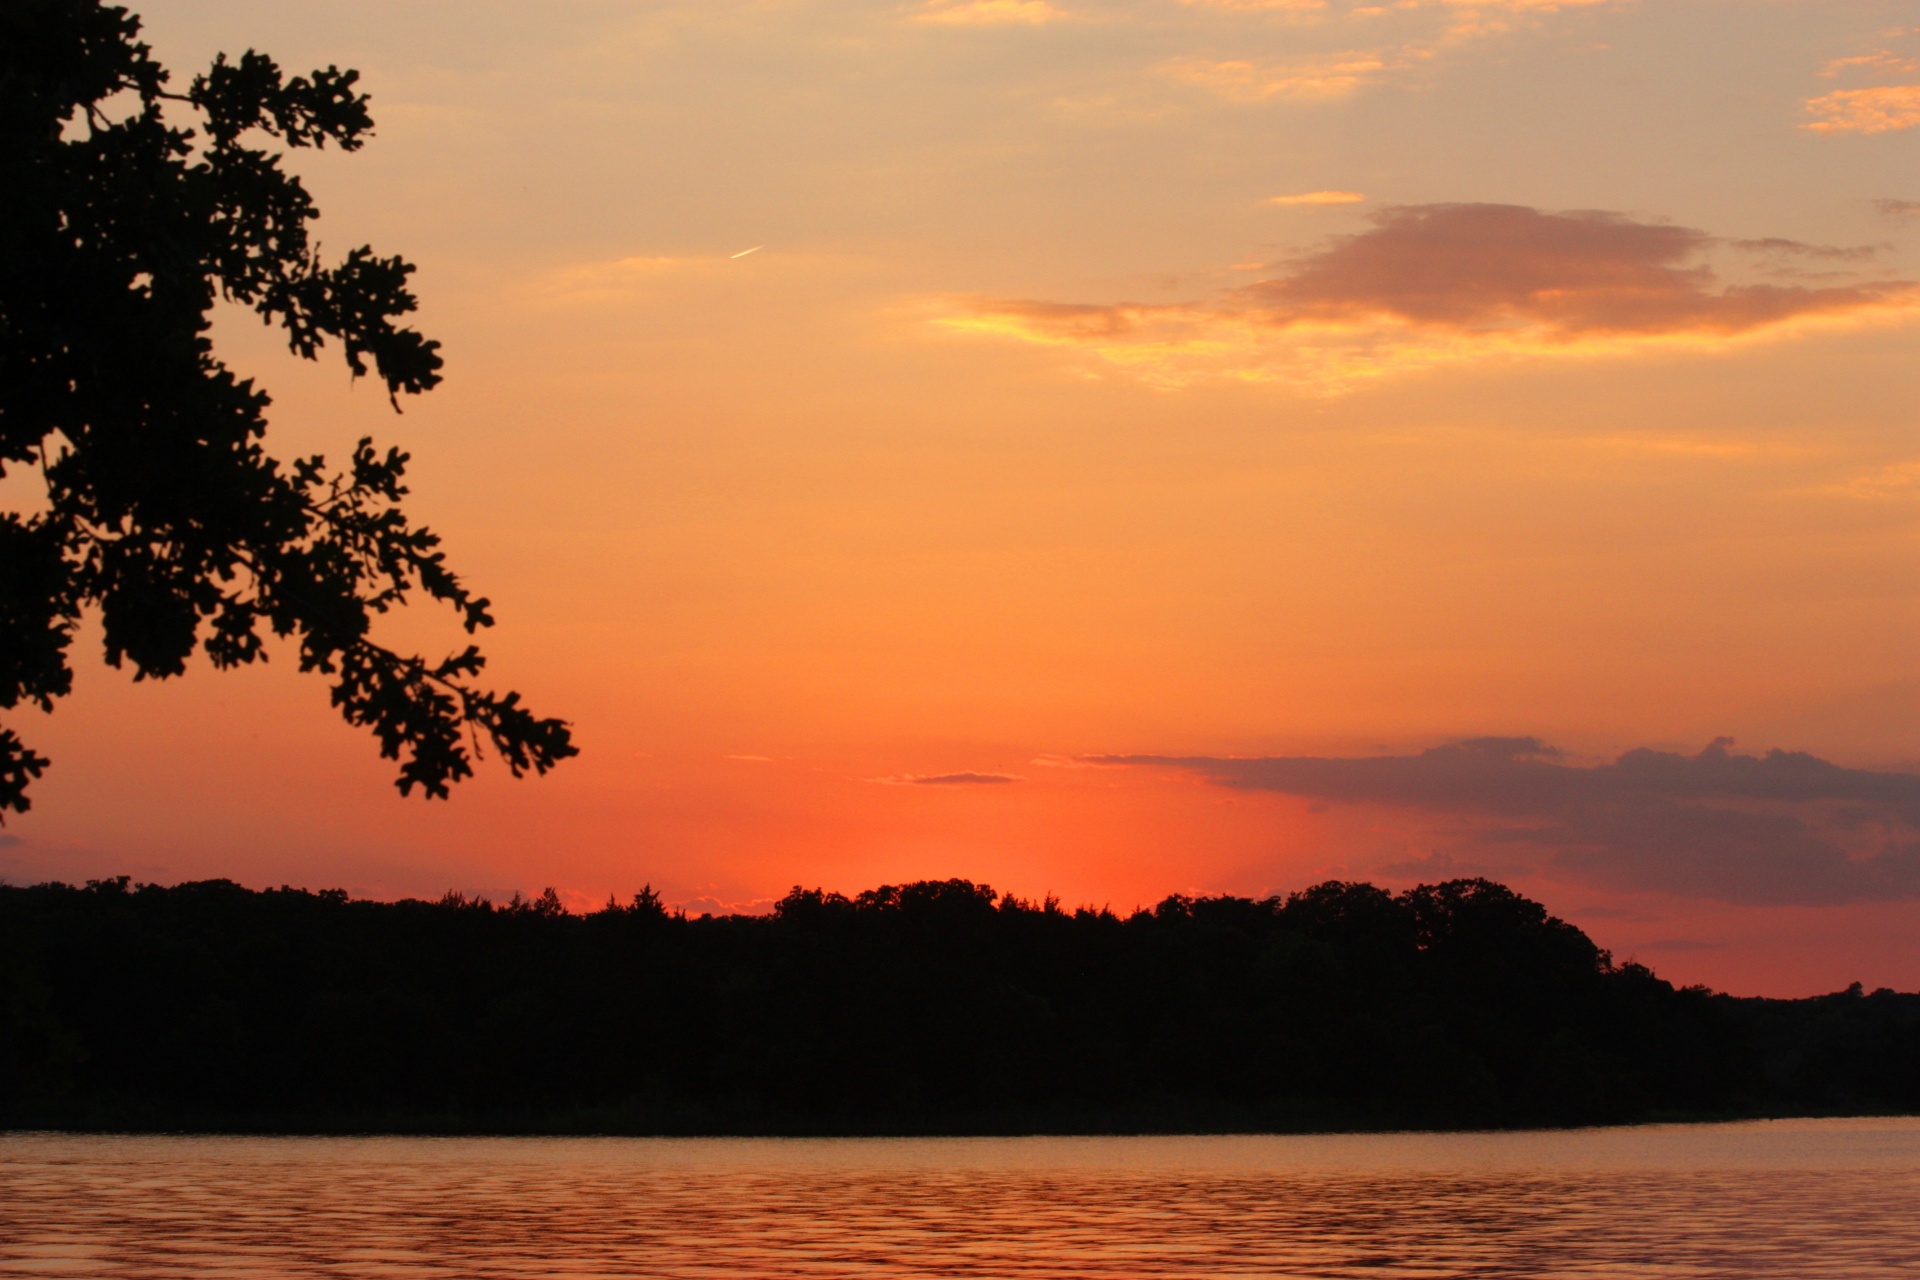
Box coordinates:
[1,1119,1916,1278]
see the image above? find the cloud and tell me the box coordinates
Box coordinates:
[913,0,1064,24]
[531,255,703,307]
[939,203,1917,390]
[1804,85,1920,135]
[873,771,1025,785]
[1165,52,1407,101]
[1428,0,1617,8]
[1728,237,1879,264]
[1031,754,1111,768]
[1098,738,1920,905]
[1822,52,1920,78]
[1270,190,1367,205]
[1813,458,1920,502]
[1164,0,1624,103]
[1877,199,1920,218]
[1180,0,1615,12]
[672,895,779,918]
[1178,0,1330,11]
[1237,205,1897,333]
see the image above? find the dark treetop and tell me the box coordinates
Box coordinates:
[0,0,575,816]
[2,874,1914,1134]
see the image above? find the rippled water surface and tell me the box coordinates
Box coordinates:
[2,1119,1917,1278]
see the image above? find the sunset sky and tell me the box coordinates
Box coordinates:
[9,0,1920,995]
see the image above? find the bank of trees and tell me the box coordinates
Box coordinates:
[2,874,1913,1132]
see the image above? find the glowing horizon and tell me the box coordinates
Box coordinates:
[6,0,1920,998]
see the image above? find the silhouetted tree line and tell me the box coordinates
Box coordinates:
[0,875,1914,1133]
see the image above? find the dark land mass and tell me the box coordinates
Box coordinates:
[1,875,1915,1135]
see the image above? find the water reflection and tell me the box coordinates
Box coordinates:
[2,1119,1916,1278]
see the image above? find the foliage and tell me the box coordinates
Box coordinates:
[0,0,575,814]
[4,874,1911,1134]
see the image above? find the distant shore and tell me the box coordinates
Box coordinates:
[8,1103,1920,1141]
[5,877,1916,1136]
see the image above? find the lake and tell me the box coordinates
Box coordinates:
[2,1118,1916,1277]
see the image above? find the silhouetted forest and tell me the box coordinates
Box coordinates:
[1,875,1914,1134]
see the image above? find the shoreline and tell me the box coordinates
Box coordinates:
[8,1105,1917,1141]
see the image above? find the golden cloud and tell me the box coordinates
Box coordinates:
[1270,190,1367,205]
[1177,0,1329,10]
[913,0,1065,24]
[1180,0,1614,10]
[938,204,1919,391]
[1821,52,1920,78]
[1436,0,1617,8]
[1164,52,1402,101]
[1163,0,1622,105]
[1804,85,1920,135]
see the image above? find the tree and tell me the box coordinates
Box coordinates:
[0,0,576,816]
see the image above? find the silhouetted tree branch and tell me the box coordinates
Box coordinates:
[0,0,576,813]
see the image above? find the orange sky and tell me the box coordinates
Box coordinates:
[8,0,1920,995]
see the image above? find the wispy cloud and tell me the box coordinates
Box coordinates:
[1804,85,1920,135]
[913,0,1065,24]
[1821,52,1920,78]
[529,252,773,306]
[872,771,1026,785]
[1165,0,1624,103]
[1165,52,1408,101]
[536,255,693,304]
[1729,237,1878,263]
[529,246,849,308]
[1099,737,1920,905]
[1431,0,1619,8]
[672,894,779,918]
[1806,32,1920,135]
[1178,0,1330,11]
[1270,190,1366,205]
[939,203,1917,390]
[1814,458,1920,502]
[1180,0,1617,12]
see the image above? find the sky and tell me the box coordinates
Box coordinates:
[8,0,1920,995]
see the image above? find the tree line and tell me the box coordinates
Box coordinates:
[0,875,1914,1133]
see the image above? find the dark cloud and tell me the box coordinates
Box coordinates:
[1236,204,1908,338]
[1097,738,1920,906]
[1878,199,1920,219]
[951,204,1915,390]
[1727,237,1879,262]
